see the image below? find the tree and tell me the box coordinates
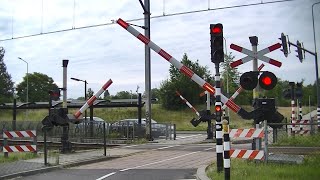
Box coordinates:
[16,72,58,102]
[159,53,212,110]
[0,47,14,103]
[111,91,137,99]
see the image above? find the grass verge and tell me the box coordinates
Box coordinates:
[272,134,320,147]
[207,153,320,180]
[0,152,39,164]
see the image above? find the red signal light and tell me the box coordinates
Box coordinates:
[259,71,277,90]
[215,105,222,112]
[261,76,272,86]
[211,26,222,34]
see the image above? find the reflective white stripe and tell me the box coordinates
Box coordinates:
[215,75,220,81]
[191,75,206,87]
[216,145,223,153]
[170,57,183,69]
[148,41,161,53]
[128,26,140,37]
[241,56,254,63]
[252,129,264,138]
[96,88,105,97]
[224,159,230,168]
[216,131,223,139]
[255,151,264,160]
[79,103,89,113]
[223,142,230,151]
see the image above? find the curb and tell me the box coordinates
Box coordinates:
[196,164,211,180]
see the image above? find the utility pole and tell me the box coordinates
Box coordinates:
[139,0,152,140]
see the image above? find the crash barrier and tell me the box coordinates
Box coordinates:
[2,130,37,157]
[229,127,265,160]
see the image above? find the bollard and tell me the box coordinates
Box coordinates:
[222,119,230,180]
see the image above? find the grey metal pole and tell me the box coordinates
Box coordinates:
[312,2,320,130]
[61,60,70,153]
[103,122,106,156]
[18,57,28,120]
[144,0,152,141]
[249,36,261,150]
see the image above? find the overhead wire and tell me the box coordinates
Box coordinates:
[0,0,298,42]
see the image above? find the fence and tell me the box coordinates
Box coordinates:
[2,130,37,158]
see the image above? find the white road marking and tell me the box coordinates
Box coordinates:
[119,151,200,172]
[204,147,214,151]
[96,172,116,180]
[122,144,139,148]
[156,145,180,150]
[175,134,203,140]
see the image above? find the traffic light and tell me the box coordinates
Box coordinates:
[253,98,284,129]
[49,89,61,101]
[215,104,222,116]
[240,71,277,90]
[296,82,303,99]
[280,33,288,57]
[296,40,304,62]
[210,23,224,63]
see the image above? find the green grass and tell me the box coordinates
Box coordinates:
[0,152,39,164]
[207,153,320,180]
[273,134,320,147]
[0,105,312,131]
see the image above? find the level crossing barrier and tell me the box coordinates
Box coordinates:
[2,130,37,157]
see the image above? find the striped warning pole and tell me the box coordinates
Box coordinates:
[291,99,296,134]
[176,91,200,117]
[215,74,224,173]
[73,79,113,120]
[222,119,230,180]
[222,63,265,110]
[116,18,250,119]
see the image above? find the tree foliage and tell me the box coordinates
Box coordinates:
[16,72,58,102]
[159,53,212,110]
[0,47,14,103]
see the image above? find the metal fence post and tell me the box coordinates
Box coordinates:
[165,124,168,140]
[264,120,268,163]
[173,124,176,140]
[103,122,106,156]
[126,121,129,140]
[44,127,48,165]
[3,134,8,158]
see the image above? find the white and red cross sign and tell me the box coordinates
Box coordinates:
[230,43,282,68]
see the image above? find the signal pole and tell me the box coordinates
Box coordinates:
[249,36,261,150]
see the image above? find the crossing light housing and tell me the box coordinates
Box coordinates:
[240,71,277,90]
[210,23,224,63]
[49,89,61,101]
[280,33,289,57]
[296,40,304,62]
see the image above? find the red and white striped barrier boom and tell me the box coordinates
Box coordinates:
[117,18,252,120]
[73,79,113,119]
[176,91,200,117]
[222,63,265,110]
[230,149,264,160]
[229,128,264,138]
[3,130,36,138]
[230,43,282,68]
[3,145,37,153]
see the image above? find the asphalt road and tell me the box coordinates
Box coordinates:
[15,135,217,180]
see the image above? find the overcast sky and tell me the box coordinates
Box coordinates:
[0,0,319,99]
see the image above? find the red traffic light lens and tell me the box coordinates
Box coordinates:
[215,105,221,112]
[212,26,222,34]
[259,71,277,90]
[261,76,272,86]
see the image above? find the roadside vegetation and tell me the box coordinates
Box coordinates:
[0,152,39,164]
[207,153,320,180]
[273,133,320,147]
